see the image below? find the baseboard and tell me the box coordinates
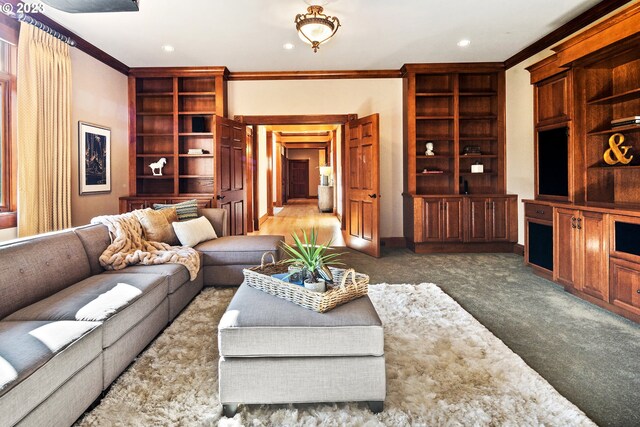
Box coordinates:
[513,244,525,256]
[259,214,269,226]
[381,237,407,248]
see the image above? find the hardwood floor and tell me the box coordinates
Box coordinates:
[250,199,345,246]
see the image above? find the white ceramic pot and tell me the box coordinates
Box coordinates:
[304,279,326,293]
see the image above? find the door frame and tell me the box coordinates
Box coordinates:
[234,114,357,231]
[287,159,310,199]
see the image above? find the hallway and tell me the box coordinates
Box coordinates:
[249,199,345,246]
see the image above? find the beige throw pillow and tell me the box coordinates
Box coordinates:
[172,215,218,247]
[133,208,180,245]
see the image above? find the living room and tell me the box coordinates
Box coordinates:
[0,1,639,426]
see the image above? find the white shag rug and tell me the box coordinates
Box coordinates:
[76,284,595,427]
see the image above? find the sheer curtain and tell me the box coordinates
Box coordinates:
[17,23,72,236]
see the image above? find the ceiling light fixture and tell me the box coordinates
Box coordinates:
[161,44,175,53]
[295,5,340,53]
[283,42,295,50]
[457,39,471,47]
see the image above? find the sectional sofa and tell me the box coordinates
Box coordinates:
[0,208,283,427]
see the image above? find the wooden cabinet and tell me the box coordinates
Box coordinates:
[533,72,570,127]
[524,202,554,276]
[466,196,516,242]
[419,197,463,243]
[554,208,609,301]
[610,258,640,316]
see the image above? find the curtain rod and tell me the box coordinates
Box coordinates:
[3,9,77,46]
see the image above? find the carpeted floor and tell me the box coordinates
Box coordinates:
[339,248,640,427]
[77,284,594,426]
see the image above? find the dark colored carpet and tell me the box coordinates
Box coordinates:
[338,248,639,427]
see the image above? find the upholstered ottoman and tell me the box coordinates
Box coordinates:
[218,283,386,417]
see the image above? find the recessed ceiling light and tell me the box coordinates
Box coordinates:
[457,39,471,47]
[161,44,175,53]
[283,43,295,50]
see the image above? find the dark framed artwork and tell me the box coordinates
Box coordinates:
[79,121,111,194]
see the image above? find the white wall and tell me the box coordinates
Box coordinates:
[229,79,404,238]
[70,48,129,226]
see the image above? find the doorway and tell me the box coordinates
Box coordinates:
[288,160,309,199]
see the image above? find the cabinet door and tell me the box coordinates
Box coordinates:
[554,208,578,287]
[467,198,489,242]
[422,198,442,242]
[442,198,463,242]
[491,197,511,242]
[535,73,569,126]
[580,211,609,301]
[610,257,640,316]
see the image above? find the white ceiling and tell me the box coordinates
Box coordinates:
[40,0,603,71]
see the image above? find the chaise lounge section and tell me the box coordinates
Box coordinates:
[0,208,283,427]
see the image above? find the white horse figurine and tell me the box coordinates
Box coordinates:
[149,158,167,176]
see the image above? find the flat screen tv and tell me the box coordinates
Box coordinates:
[537,127,569,197]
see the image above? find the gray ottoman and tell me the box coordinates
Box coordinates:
[218,283,386,417]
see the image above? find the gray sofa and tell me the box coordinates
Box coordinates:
[0,208,283,427]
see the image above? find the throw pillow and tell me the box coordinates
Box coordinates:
[172,215,218,247]
[133,208,180,245]
[153,199,199,221]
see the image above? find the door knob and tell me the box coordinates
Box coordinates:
[368,194,377,199]
[216,195,226,200]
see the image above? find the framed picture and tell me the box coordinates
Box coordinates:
[79,122,111,194]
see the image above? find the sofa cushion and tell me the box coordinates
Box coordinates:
[5,273,167,348]
[218,283,384,358]
[0,320,101,426]
[0,231,92,320]
[74,224,111,275]
[196,235,283,266]
[133,208,180,246]
[103,263,189,294]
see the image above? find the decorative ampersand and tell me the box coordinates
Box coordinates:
[603,133,633,165]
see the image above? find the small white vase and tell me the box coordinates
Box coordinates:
[304,279,326,293]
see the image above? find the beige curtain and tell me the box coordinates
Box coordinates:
[16,22,72,237]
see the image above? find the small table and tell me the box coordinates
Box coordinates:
[218,283,386,417]
[317,185,334,212]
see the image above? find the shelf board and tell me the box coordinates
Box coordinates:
[179,175,214,179]
[460,171,497,176]
[459,136,497,140]
[179,132,213,137]
[178,92,216,96]
[416,116,454,120]
[136,153,174,157]
[459,154,498,158]
[588,165,640,170]
[136,92,173,97]
[416,155,452,159]
[415,92,454,97]
[416,136,454,141]
[136,175,173,180]
[459,91,497,96]
[587,124,640,135]
[136,133,173,137]
[459,115,497,120]
[178,154,213,158]
[136,112,173,116]
[178,111,216,116]
[587,88,640,105]
[416,172,451,176]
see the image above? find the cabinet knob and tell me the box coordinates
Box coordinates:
[536,209,545,214]
[571,217,576,228]
[577,218,582,230]
[637,289,640,294]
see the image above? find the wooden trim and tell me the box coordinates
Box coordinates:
[228,69,401,81]
[235,114,358,126]
[504,0,633,69]
[266,131,273,217]
[258,213,269,226]
[381,237,407,248]
[513,243,525,256]
[129,66,229,78]
[282,142,328,150]
[412,242,516,253]
[402,62,504,75]
[0,211,16,229]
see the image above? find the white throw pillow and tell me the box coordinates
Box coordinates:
[172,215,218,247]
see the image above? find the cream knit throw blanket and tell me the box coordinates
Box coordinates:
[91,212,200,281]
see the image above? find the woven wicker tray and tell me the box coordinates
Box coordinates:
[243,253,369,312]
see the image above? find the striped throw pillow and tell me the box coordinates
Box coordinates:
[153,199,199,221]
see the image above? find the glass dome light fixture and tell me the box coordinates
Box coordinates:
[295,5,340,53]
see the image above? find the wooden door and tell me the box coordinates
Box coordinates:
[288,160,309,199]
[442,198,463,242]
[554,208,578,287]
[345,114,380,257]
[214,116,247,236]
[491,197,511,241]
[245,127,254,233]
[467,197,489,242]
[422,198,442,242]
[580,211,609,301]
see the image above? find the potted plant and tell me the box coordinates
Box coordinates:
[281,228,343,292]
